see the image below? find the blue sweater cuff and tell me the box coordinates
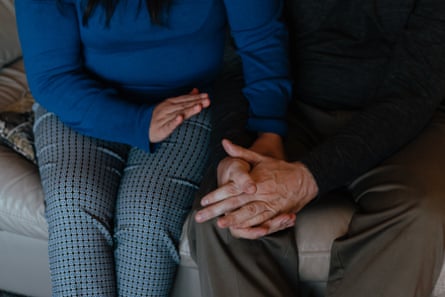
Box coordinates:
[247,118,287,136]
[134,104,156,153]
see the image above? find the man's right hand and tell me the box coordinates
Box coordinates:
[149,88,210,143]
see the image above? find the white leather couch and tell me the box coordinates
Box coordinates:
[1,1,445,297]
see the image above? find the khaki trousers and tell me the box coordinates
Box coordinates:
[188,71,445,297]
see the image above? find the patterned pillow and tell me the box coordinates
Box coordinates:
[0,86,36,164]
[0,110,36,164]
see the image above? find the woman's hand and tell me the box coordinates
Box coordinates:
[149,88,210,143]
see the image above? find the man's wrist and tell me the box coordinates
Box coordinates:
[249,132,284,159]
[293,161,319,200]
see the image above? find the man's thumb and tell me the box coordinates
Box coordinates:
[222,139,261,164]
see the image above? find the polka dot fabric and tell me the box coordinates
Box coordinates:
[33,105,211,296]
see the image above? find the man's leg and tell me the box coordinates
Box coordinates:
[190,218,300,297]
[188,48,301,297]
[327,106,445,297]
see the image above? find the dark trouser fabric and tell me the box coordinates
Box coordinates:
[188,66,445,296]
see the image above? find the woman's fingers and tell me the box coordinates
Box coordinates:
[166,92,209,106]
[149,89,211,143]
[161,94,209,122]
[160,102,203,129]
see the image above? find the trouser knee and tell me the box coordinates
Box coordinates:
[355,185,445,240]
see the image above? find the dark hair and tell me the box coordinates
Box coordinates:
[81,0,170,26]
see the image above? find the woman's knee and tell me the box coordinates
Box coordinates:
[45,189,115,234]
[114,198,188,243]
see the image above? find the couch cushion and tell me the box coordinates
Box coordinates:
[296,192,355,282]
[0,59,46,239]
[0,59,37,163]
[0,0,21,69]
[0,59,28,108]
[0,144,47,239]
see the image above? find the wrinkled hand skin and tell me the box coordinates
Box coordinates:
[195,139,319,239]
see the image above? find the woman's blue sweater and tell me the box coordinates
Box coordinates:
[16,0,291,151]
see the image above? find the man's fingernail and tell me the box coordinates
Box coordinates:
[217,219,228,228]
[201,199,208,206]
[284,219,295,228]
[257,230,267,237]
[195,213,203,222]
[281,218,290,225]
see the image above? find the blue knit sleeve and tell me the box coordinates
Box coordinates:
[15,0,154,151]
[223,0,292,136]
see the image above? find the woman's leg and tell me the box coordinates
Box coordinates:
[34,106,130,296]
[114,109,211,296]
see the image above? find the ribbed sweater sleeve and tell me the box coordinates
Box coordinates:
[15,0,154,151]
[300,1,445,195]
[224,0,292,136]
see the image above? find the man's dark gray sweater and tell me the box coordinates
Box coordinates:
[286,0,445,194]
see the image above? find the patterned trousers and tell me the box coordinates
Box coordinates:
[33,105,211,297]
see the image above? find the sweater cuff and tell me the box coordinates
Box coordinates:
[134,104,157,153]
[247,118,287,136]
[299,154,330,197]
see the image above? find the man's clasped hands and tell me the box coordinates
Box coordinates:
[195,134,319,239]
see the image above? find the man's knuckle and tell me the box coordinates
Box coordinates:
[227,183,239,195]
[246,204,258,215]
